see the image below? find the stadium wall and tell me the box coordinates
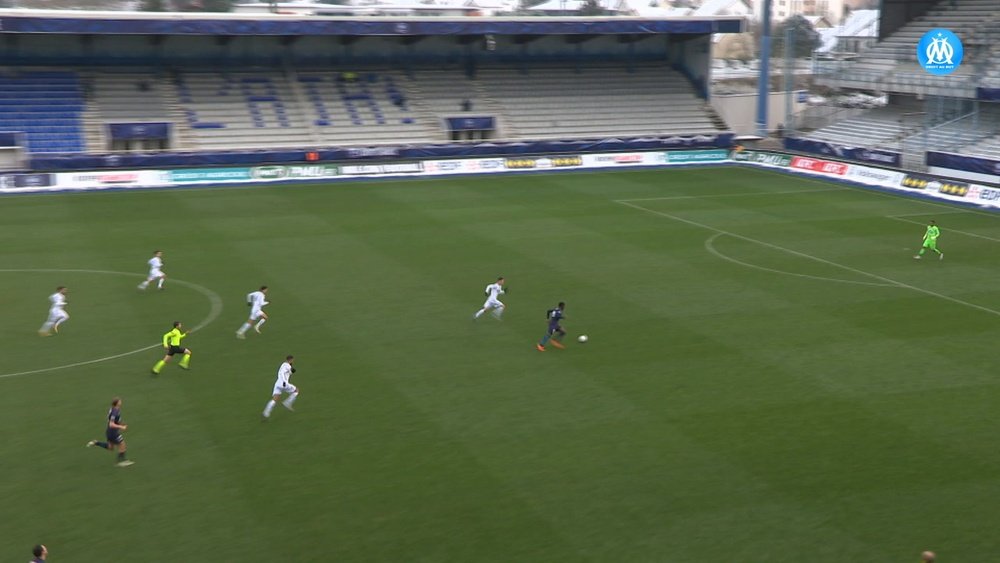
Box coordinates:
[713,92,807,136]
[670,35,711,99]
[26,135,734,172]
[927,151,1000,185]
[5,147,999,214]
[878,0,937,41]
[2,34,672,66]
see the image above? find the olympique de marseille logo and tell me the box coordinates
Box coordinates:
[917,29,963,75]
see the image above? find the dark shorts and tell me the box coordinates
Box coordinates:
[106,430,124,444]
[547,324,564,335]
[167,345,186,356]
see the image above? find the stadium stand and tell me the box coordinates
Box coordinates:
[0,70,85,153]
[294,70,431,144]
[817,0,996,96]
[87,70,176,151]
[904,103,1000,151]
[91,72,172,123]
[804,101,999,152]
[84,65,720,151]
[801,0,1000,166]
[404,69,497,139]
[983,41,1000,87]
[961,135,1000,159]
[173,70,315,150]
[477,64,720,138]
[1,62,723,153]
[802,106,917,148]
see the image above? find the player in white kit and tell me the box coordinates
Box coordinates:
[262,355,299,420]
[38,286,69,336]
[137,250,166,290]
[473,276,506,320]
[236,285,269,339]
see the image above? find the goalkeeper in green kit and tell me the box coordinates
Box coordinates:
[914,220,943,260]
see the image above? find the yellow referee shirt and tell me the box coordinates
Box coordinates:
[163,328,186,347]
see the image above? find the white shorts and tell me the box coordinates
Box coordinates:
[482,298,504,310]
[272,382,297,396]
[148,268,164,279]
[47,309,69,324]
[249,307,266,321]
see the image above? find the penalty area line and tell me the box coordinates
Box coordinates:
[704,232,894,287]
[887,215,1000,243]
[614,187,844,203]
[615,200,1000,319]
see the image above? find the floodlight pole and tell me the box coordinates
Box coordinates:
[784,25,794,136]
[756,0,773,137]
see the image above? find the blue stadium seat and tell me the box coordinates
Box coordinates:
[0,71,85,153]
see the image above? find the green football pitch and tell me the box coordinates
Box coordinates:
[2,166,999,562]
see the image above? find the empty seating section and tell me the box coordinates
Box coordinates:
[983,43,1000,87]
[174,66,717,149]
[805,101,1000,159]
[477,65,718,138]
[963,136,1000,159]
[910,103,1000,151]
[0,70,85,153]
[804,106,915,147]
[92,72,171,122]
[822,0,996,91]
[174,71,313,149]
[0,66,722,153]
[295,71,428,145]
[911,118,994,152]
[408,69,486,125]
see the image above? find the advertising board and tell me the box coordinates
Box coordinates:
[169,168,252,183]
[661,149,729,163]
[56,170,168,190]
[789,156,849,176]
[504,156,584,170]
[341,163,424,175]
[729,150,792,167]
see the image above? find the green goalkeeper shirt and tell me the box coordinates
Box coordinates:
[925,225,940,240]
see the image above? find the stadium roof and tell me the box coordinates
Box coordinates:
[815,9,878,53]
[0,8,745,35]
[691,0,751,17]
[836,9,878,38]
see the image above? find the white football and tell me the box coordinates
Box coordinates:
[577,335,588,343]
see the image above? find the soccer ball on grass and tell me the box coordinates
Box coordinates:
[577,335,588,343]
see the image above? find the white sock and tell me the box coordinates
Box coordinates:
[39,321,53,332]
[474,309,485,319]
[138,281,148,289]
[157,278,164,289]
[237,322,250,335]
[283,392,298,409]
[492,307,504,319]
[254,318,267,330]
[263,400,276,417]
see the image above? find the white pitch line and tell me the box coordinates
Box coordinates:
[615,200,1000,319]
[889,210,966,219]
[704,232,893,287]
[0,269,224,380]
[887,215,1000,243]
[615,187,844,203]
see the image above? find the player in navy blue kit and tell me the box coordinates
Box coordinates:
[30,544,48,562]
[536,302,566,351]
[86,397,134,467]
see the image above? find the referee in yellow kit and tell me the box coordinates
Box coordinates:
[152,321,192,374]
